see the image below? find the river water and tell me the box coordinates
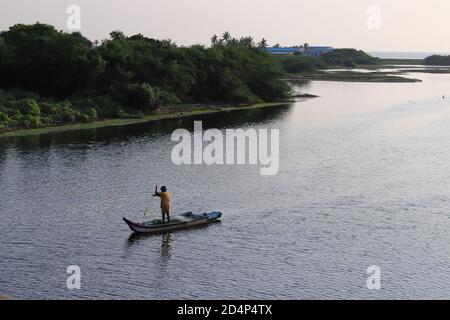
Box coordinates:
[2,70,450,299]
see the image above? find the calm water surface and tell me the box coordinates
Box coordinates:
[2,71,450,299]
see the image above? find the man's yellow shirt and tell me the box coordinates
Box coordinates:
[159,192,170,210]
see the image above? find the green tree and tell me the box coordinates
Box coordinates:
[239,36,254,47]
[211,34,219,46]
[258,38,268,48]
[221,31,231,43]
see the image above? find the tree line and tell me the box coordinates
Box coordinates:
[0,24,291,131]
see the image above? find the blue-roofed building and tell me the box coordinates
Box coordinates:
[265,47,300,55]
[302,46,334,57]
[265,45,334,57]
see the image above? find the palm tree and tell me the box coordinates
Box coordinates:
[221,31,231,43]
[240,36,254,47]
[274,43,280,48]
[211,34,219,46]
[258,38,268,48]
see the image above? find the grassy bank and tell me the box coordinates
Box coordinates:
[285,71,421,83]
[379,58,424,65]
[0,101,294,138]
[397,67,450,74]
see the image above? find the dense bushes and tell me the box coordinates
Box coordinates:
[321,49,379,66]
[424,55,450,65]
[0,24,103,97]
[275,49,379,74]
[277,55,328,73]
[0,23,291,130]
[0,112,12,129]
[0,89,100,129]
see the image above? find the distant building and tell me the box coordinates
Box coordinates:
[265,47,300,55]
[301,46,334,57]
[265,45,334,57]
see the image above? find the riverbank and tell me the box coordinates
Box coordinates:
[286,71,421,83]
[378,58,424,65]
[0,101,296,138]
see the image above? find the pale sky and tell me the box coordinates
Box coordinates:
[1,0,450,52]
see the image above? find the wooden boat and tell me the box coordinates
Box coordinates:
[123,211,222,234]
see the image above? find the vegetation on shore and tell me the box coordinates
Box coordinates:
[424,55,450,66]
[285,52,450,82]
[378,58,424,65]
[277,49,421,82]
[286,71,421,83]
[0,101,292,138]
[277,49,380,74]
[0,22,438,133]
[0,23,291,132]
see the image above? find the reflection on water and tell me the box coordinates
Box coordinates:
[126,233,173,267]
[3,72,450,299]
[0,104,292,152]
[160,233,172,266]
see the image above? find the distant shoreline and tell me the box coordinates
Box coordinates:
[284,59,450,83]
[2,58,444,139]
[286,72,421,83]
[370,51,450,60]
[0,101,297,138]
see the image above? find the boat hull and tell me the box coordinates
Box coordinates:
[123,211,222,234]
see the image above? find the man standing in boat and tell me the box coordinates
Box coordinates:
[153,186,170,223]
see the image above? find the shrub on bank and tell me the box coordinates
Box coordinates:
[0,93,104,130]
[0,111,12,129]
